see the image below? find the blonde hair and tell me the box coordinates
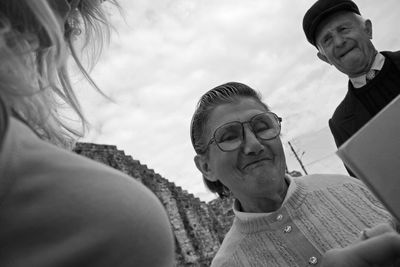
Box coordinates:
[0,0,117,148]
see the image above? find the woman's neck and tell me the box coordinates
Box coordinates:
[238,177,289,213]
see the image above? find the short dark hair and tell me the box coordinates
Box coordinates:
[190,82,269,198]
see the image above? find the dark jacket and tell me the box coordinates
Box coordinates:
[329,51,400,176]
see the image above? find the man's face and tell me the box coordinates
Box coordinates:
[315,11,376,78]
[199,98,286,202]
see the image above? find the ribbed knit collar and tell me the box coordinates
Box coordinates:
[232,177,309,233]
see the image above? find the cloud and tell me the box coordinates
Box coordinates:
[74,0,400,201]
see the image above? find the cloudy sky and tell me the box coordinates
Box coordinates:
[75,0,400,202]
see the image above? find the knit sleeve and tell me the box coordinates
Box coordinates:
[355,183,397,229]
[211,222,246,267]
[212,257,239,267]
[357,184,388,211]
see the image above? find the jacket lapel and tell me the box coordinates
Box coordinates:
[337,86,371,138]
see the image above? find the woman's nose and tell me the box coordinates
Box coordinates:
[242,126,264,155]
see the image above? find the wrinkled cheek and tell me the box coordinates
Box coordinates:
[231,169,246,181]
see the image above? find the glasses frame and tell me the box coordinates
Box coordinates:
[205,112,282,152]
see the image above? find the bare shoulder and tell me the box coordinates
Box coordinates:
[1,124,175,267]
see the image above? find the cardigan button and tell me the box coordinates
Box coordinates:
[276,214,283,221]
[283,225,292,233]
[308,256,318,265]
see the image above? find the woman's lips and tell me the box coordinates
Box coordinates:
[243,158,271,169]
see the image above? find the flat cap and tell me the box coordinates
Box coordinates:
[303,0,360,47]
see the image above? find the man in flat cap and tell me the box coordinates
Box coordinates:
[303,0,400,176]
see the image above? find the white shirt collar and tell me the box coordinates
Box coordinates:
[350,52,385,88]
[233,175,295,220]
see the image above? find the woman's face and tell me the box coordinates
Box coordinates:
[200,97,287,201]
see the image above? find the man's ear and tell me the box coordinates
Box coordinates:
[194,155,217,182]
[317,51,331,65]
[364,19,373,39]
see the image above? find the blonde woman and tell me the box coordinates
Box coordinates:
[0,1,174,266]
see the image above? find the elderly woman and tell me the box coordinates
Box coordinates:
[0,1,174,266]
[190,82,393,267]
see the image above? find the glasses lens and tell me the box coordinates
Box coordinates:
[250,113,280,140]
[214,122,242,151]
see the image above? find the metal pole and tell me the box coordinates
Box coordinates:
[288,141,308,175]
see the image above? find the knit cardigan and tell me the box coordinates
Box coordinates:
[211,174,392,267]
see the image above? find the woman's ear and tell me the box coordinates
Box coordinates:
[194,155,217,182]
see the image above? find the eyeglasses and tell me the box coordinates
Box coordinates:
[206,112,282,152]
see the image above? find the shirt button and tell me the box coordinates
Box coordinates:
[309,256,318,265]
[276,214,283,221]
[283,225,292,233]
